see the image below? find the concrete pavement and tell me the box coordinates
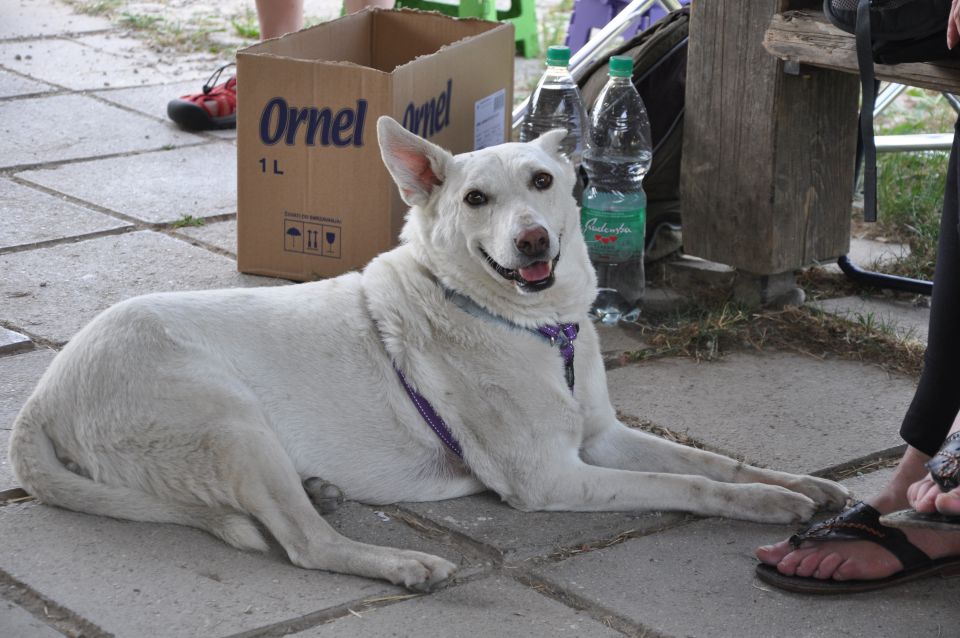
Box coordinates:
[0,1,953,636]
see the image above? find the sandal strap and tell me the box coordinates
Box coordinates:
[927,431,960,492]
[789,501,931,569]
[178,74,237,119]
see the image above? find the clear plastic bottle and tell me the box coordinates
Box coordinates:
[520,45,588,171]
[581,55,652,324]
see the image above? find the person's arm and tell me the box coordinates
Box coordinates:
[949,0,960,50]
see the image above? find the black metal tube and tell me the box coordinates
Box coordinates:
[837,254,933,295]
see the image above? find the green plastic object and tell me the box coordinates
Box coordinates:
[608,55,634,77]
[546,45,571,66]
[392,0,540,58]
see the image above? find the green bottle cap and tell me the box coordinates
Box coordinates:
[546,45,571,67]
[609,55,633,77]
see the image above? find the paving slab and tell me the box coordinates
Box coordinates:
[534,468,947,638]
[0,0,112,39]
[0,326,31,355]
[0,94,196,169]
[19,143,237,224]
[815,295,930,345]
[401,491,688,562]
[0,230,281,344]
[0,349,55,430]
[0,349,57,489]
[0,67,54,98]
[0,500,403,638]
[0,36,191,91]
[595,322,647,358]
[96,79,238,140]
[822,236,910,273]
[0,177,130,251]
[0,599,63,638]
[295,575,622,637]
[607,352,915,474]
[174,218,238,255]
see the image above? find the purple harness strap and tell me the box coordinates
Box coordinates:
[537,323,580,391]
[395,321,579,459]
[395,368,463,458]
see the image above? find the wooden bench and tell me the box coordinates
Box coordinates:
[763,9,960,94]
[678,1,958,299]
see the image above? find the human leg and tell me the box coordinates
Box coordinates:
[754,115,960,588]
[255,0,303,39]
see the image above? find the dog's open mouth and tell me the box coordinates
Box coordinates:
[478,246,560,292]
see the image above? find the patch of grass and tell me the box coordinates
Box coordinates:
[114,8,228,53]
[69,0,122,16]
[873,150,945,280]
[869,87,953,280]
[830,455,900,482]
[230,8,260,40]
[172,215,205,228]
[119,11,163,30]
[623,302,924,378]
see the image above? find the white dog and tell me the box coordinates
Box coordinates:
[9,117,849,591]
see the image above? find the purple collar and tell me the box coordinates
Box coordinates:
[394,289,579,459]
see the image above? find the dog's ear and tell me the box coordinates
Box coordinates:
[377,116,453,207]
[532,128,570,159]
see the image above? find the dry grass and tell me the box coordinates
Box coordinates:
[830,456,901,482]
[624,302,924,379]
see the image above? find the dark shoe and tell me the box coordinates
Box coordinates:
[167,63,237,131]
[755,501,960,594]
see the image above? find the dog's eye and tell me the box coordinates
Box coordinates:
[532,172,553,190]
[464,190,487,207]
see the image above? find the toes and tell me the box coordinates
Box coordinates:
[394,553,457,592]
[755,539,792,565]
[776,547,818,576]
[935,490,960,515]
[796,550,826,578]
[812,552,844,579]
[783,476,851,511]
[832,550,900,581]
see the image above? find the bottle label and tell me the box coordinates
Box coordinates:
[581,206,646,263]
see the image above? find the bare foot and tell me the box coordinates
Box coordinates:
[755,445,960,582]
[755,523,960,581]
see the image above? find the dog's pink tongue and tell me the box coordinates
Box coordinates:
[519,261,551,282]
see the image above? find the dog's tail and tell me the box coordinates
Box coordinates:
[8,410,268,552]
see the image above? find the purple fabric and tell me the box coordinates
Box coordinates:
[396,322,580,459]
[536,323,579,369]
[565,0,690,56]
[396,368,464,458]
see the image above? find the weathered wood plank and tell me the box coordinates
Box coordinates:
[680,0,857,274]
[764,10,960,93]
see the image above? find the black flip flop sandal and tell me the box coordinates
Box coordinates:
[878,432,960,532]
[755,501,960,594]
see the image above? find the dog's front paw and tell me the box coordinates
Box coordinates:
[389,551,457,593]
[782,475,852,512]
[740,484,817,525]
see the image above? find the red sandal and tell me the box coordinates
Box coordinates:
[167,63,237,131]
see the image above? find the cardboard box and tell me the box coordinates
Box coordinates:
[236,9,515,281]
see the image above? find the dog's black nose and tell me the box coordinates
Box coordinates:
[515,226,549,258]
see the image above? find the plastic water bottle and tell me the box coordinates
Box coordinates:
[520,45,588,171]
[581,55,652,325]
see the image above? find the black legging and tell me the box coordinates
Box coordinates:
[900,116,960,456]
